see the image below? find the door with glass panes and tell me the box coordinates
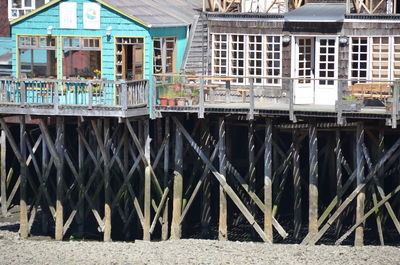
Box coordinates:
[294,37,338,105]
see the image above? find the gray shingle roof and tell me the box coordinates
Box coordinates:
[285,3,346,22]
[102,0,199,27]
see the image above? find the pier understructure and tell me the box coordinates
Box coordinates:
[0,75,399,246]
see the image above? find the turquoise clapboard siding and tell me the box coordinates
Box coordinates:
[11,0,188,116]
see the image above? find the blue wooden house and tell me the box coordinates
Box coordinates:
[9,0,195,107]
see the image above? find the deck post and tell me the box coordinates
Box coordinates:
[143,120,151,241]
[1,130,6,216]
[55,116,64,241]
[88,82,93,109]
[355,122,365,246]
[121,80,128,111]
[337,80,343,125]
[218,117,227,241]
[293,129,302,240]
[162,117,170,240]
[308,122,318,240]
[20,81,26,107]
[19,115,28,238]
[264,118,273,242]
[171,117,183,239]
[199,77,205,118]
[289,79,295,122]
[249,78,254,120]
[391,81,399,128]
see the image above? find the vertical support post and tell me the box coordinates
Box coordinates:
[334,129,343,236]
[308,122,318,240]
[218,117,227,241]
[121,80,128,110]
[355,122,365,246]
[88,82,93,109]
[54,81,59,112]
[201,118,211,237]
[103,118,111,242]
[19,115,28,238]
[289,79,295,122]
[20,81,26,107]
[248,120,256,219]
[143,120,151,241]
[391,81,399,128]
[55,116,64,241]
[1,130,6,216]
[77,118,84,237]
[226,80,231,104]
[41,129,49,234]
[162,117,170,241]
[264,118,273,242]
[199,77,205,119]
[249,78,254,120]
[337,80,343,125]
[171,118,183,240]
[293,129,302,240]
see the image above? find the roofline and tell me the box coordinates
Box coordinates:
[10,0,149,27]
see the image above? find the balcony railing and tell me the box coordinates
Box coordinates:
[153,74,400,127]
[0,78,148,114]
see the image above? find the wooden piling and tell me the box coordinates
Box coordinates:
[1,130,6,216]
[171,119,183,240]
[355,122,365,246]
[308,123,318,240]
[55,116,64,241]
[162,117,170,241]
[264,118,273,242]
[143,120,151,241]
[200,119,211,237]
[218,117,227,241]
[19,115,28,238]
[293,129,301,240]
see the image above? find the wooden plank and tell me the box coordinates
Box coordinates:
[308,123,318,241]
[55,117,64,241]
[355,123,365,246]
[334,129,343,237]
[218,118,227,241]
[172,117,271,243]
[264,118,273,242]
[19,115,28,238]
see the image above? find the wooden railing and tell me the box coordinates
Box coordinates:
[0,77,148,111]
[153,74,400,126]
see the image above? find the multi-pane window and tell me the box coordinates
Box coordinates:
[115,38,144,80]
[350,37,368,83]
[248,35,263,84]
[266,36,281,84]
[153,37,176,74]
[393,37,400,79]
[211,33,282,85]
[18,35,57,78]
[297,38,312,84]
[318,39,335,85]
[213,34,228,76]
[62,37,101,79]
[371,37,389,80]
[350,36,400,83]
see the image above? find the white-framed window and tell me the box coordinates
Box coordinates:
[349,36,400,83]
[211,33,282,85]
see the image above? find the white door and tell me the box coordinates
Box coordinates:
[294,38,314,104]
[314,38,338,105]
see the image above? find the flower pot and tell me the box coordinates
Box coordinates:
[168,98,176,106]
[176,97,186,106]
[159,97,168,106]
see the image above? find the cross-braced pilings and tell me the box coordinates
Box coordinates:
[0,114,399,245]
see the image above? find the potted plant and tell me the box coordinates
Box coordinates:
[191,88,199,105]
[336,95,362,112]
[167,90,177,106]
[175,89,186,106]
[172,75,183,91]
